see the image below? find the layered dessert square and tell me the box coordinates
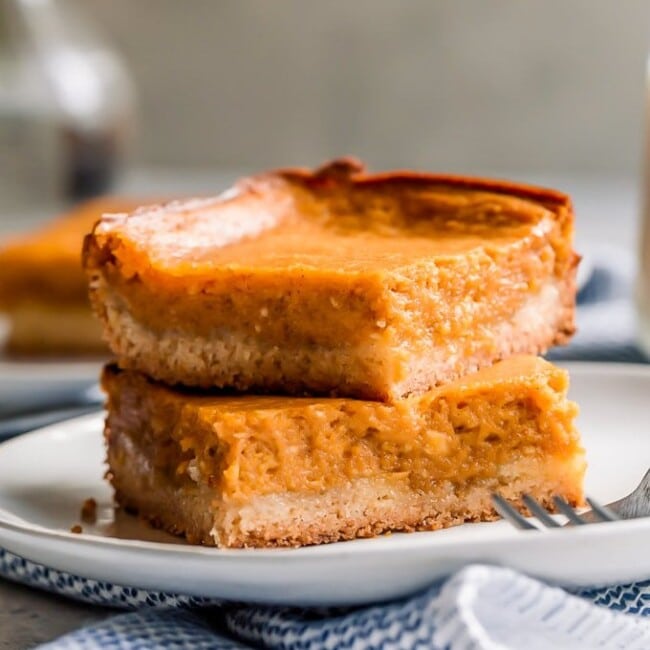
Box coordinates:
[0,197,150,356]
[84,159,578,400]
[103,355,585,548]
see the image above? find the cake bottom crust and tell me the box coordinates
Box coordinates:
[108,436,584,548]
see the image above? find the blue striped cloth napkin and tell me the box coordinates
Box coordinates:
[0,550,644,650]
[2,244,648,649]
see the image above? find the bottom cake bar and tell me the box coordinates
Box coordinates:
[102,355,585,548]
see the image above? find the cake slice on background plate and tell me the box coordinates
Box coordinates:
[0,197,155,356]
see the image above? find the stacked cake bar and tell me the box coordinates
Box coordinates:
[84,158,586,548]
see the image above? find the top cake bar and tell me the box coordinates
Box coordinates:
[83,158,578,401]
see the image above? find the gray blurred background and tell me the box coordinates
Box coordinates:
[85,0,649,174]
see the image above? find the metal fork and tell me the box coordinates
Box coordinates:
[493,469,650,530]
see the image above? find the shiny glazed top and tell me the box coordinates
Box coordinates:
[87,159,573,279]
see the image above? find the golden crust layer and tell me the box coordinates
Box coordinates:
[85,159,578,400]
[103,356,585,548]
[110,461,583,549]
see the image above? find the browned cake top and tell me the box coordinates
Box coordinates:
[85,158,574,280]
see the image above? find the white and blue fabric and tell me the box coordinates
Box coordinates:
[1,245,649,649]
[1,553,646,650]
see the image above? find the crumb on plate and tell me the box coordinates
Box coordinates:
[81,497,97,523]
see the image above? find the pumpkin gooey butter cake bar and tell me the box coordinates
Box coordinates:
[84,158,585,548]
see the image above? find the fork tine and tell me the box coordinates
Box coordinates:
[553,496,587,525]
[492,494,539,530]
[585,497,620,522]
[639,468,650,488]
[522,494,561,528]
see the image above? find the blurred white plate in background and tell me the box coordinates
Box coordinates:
[0,360,102,411]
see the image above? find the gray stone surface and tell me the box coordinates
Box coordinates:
[0,578,110,649]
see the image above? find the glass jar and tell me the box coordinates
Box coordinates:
[0,0,135,216]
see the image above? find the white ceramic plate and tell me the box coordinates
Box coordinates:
[0,359,102,410]
[0,362,648,606]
